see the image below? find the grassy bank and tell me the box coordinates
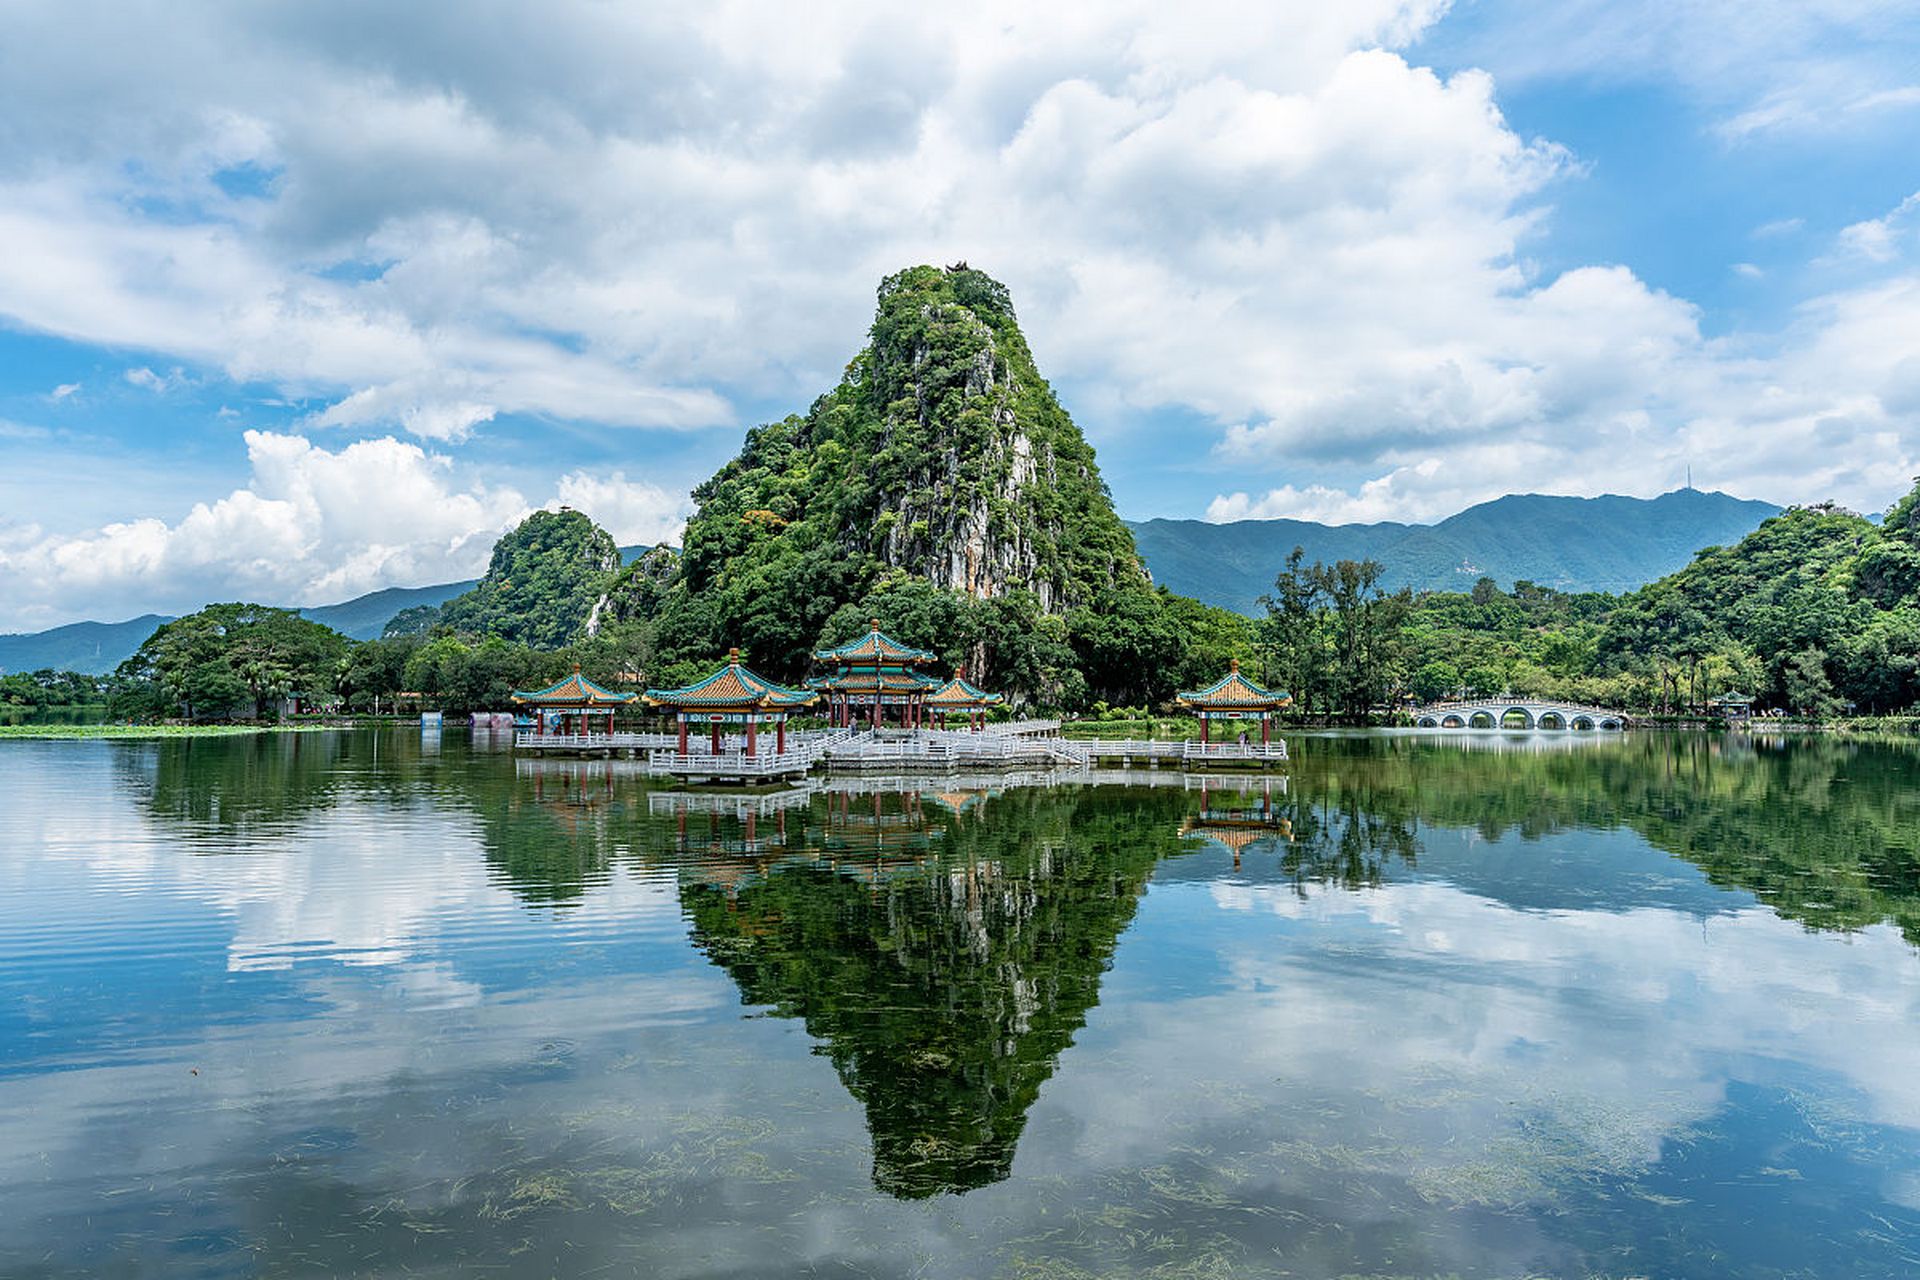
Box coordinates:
[0,723,346,740]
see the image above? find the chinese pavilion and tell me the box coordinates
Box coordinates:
[645,649,817,756]
[807,621,940,729]
[924,666,1006,732]
[512,665,637,737]
[1174,660,1292,745]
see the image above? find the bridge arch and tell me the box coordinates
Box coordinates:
[1441,714,1466,728]
[1501,706,1535,729]
[1468,711,1496,729]
[1571,715,1595,730]
[1599,717,1622,730]
[1537,711,1565,729]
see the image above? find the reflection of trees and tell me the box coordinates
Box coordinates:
[1291,734,1920,945]
[121,733,353,837]
[682,786,1192,1198]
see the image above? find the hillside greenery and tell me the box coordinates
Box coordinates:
[1343,486,1920,716]
[596,264,1244,706]
[428,508,622,647]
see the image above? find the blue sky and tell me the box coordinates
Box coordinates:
[1,0,1917,628]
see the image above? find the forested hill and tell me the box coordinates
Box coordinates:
[1132,488,1780,614]
[604,263,1191,699]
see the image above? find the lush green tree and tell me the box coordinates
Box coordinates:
[118,604,349,719]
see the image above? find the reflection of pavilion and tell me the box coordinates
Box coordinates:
[1180,776,1293,867]
[646,787,813,861]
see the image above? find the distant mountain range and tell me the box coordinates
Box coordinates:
[1,490,1779,674]
[0,546,647,675]
[1127,489,1781,615]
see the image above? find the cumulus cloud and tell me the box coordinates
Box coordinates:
[0,0,1915,576]
[0,432,689,628]
[549,471,691,548]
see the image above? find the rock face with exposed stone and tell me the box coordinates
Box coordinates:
[617,263,1153,676]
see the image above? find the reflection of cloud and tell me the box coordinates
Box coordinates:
[1187,872,1920,1144]
[30,753,684,975]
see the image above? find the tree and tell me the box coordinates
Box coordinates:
[119,605,348,720]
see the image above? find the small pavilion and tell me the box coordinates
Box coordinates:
[807,621,941,729]
[512,665,637,737]
[924,667,1006,732]
[1175,660,1292,745]
[1707,690,1754,720]
[645,649,817,757]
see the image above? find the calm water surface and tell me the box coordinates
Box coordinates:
[3,728,1918,1278]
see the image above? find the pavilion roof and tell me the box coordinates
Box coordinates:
[1174,660,1291,711]
[512,667,638,706]
[805,668,941,695]
[925,669,1006,708]
[812,620,937,666]
[1708,690,1754,704]
[645,650,818,710]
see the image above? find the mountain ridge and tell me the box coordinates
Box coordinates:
[3,490,1780,675]
[1129,488,1782,614]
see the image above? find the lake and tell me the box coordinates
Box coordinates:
[3,728,1918,1278]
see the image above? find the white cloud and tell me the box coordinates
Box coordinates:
[1429,0,1920,140]
[123,365,186,393]
[49,381,79,400]
[0,0,1913,586]
[549,471,691,547]
[0,431,688,627]
[1837,191,1920,263]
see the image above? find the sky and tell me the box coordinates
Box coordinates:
[1,1,1918,629]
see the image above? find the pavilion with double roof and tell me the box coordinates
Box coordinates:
[645,648,817,757]
[807,621,942,729]
[924,666,1006,732]
[512,665,638,738]
[1175,659,1292,746]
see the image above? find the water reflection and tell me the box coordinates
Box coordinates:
[4,731,1920,1276]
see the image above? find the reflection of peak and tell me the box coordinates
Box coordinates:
[681,798,1175,1198]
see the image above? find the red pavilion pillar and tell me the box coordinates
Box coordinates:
[1261,714,1270,746]
[746,716,757,757]
[710,718,721,754]
[1201,714,1210,744]
[678,715,688,755]
[776,717,786,755]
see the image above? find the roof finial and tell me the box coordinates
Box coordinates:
[955,664,966,679]
[1230,658,1240,673]
[870,617,881,631]
[729,647,740,663]
[573,662,582,675]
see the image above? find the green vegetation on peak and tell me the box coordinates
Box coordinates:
[611,263,1242,705]
[432,508,621,649]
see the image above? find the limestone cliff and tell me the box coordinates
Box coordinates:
[627,264,1151,675]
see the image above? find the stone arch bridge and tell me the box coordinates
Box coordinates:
[1413,699,1631,731]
